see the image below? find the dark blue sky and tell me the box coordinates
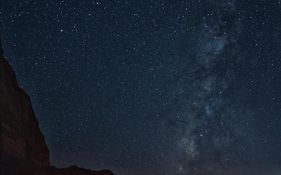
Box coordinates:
[1,0,281,175]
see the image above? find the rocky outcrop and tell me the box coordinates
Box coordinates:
[0,40,114,175]
[0,41,50,172]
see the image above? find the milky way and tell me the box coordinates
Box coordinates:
[168,1,248,174]
[151,1,244,173]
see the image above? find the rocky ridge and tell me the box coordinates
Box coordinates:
[0,40,114,175]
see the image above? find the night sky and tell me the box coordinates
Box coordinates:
[1,0,281,175]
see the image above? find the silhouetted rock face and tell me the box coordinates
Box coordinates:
[0,44,50,168]
[0,42,114,175]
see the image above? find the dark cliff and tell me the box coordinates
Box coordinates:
[0,41,114,175]
[0,42,50,171]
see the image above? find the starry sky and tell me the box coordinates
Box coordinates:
[1,0,281,175]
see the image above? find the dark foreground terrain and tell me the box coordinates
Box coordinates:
[0,41,114,175]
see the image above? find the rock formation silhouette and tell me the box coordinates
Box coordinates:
[0,40,114,175]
